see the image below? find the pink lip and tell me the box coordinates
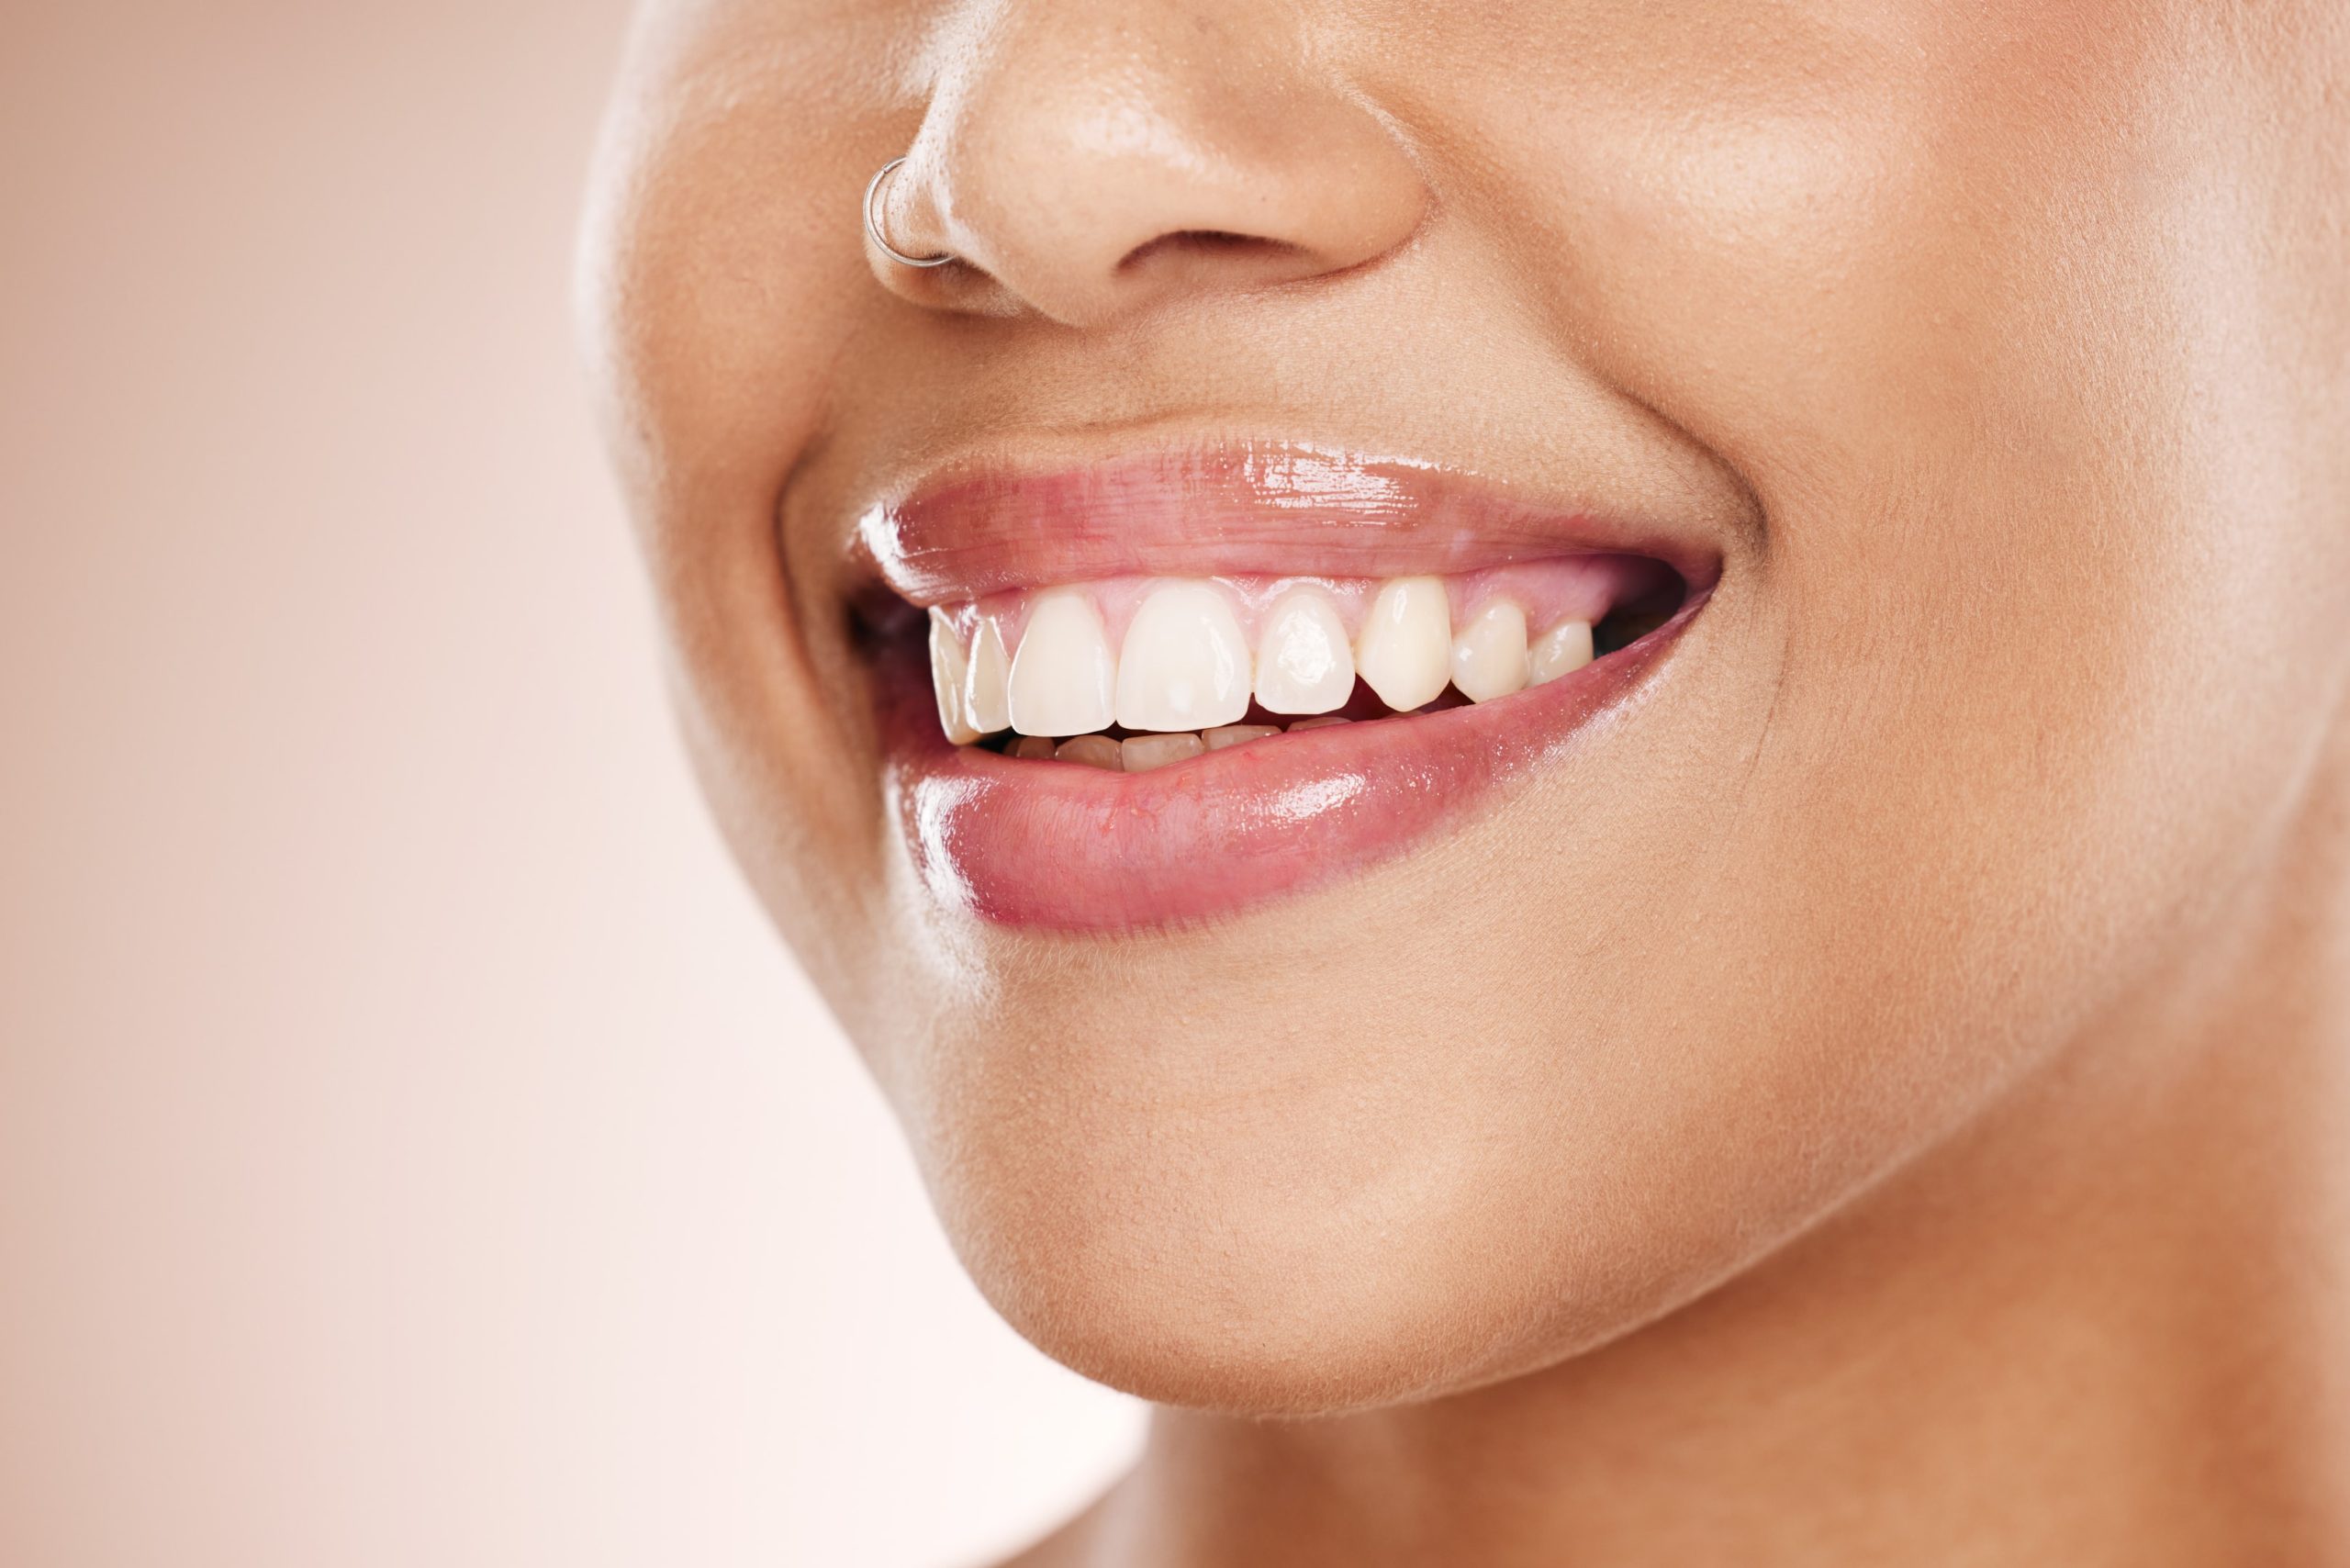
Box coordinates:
[859,443,1721,931]
[858,442,1723,602]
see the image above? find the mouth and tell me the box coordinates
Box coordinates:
[852,443,1719,931]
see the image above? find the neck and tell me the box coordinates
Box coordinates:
[1070,751,2350,1568]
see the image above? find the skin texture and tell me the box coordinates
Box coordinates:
[578,2,2350,1562]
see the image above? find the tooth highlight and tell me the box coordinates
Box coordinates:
[1116,580,1251,733]
[965,615,1013,734]
[929,610,980,744]
[1529,620,1595,686]
[1121,733,1205,772]
[1254,586,1355,715]
[1355,577,1451,711]
[1450,599,1529,703]
[1008,590,1116,737]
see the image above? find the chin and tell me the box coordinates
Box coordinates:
[867,893,1920,1419]
[918,1083,1822,1418]
[922,1127,1605,1417]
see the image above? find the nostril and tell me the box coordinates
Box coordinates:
[1115,229,1309,275]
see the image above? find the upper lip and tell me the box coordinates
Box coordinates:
[853,438,1727,606]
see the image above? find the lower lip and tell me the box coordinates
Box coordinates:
[878,604,1699,931]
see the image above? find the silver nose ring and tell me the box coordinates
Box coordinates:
[863,157,955,269]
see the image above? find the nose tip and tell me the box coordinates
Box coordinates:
[867,6,1428,327]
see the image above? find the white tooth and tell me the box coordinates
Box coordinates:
[1053,734,1124,770]
[964,615,1013,734]
[1355,577,1451,711]
[1449,599,1529,703]
[1115,580,1252,733]
[1008,589,1116,737]
[1252,586,1355,714]
[1121,733,1204,772]
[1528,620,1595,686]
[1203,723,1279,751]
[928,609,981,744]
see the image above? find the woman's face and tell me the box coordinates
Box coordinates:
[583,1,2348,1411]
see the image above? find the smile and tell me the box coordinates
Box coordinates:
[856,443,1720,929]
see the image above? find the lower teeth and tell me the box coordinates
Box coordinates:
[999,717,1360,772]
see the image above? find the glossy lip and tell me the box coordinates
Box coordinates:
[857,442,1725,604]
[856,442,1724,932]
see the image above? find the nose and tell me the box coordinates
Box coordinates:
[867,2,1429,327]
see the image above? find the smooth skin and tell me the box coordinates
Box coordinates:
[579,3,2350,1563]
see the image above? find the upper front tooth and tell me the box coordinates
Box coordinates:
[1253,585,1355,714]
[1355,577,1451,711]
[1528,620,1594,686]
[1008,589,1117,736]
[965,613,1013,734]
[929,609,981,744]
[1115,580,1251,732]
[1450,599,1529,703]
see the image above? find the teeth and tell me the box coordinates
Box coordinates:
[1054,734,1124,770]
[1115,580,1252,733]
[929,610,981,744]
[1450,599,1529,703]
[965,615,1013,734]
[943,575,1642,750]
[1121,733,1205,772]
[1009,590,1117,737]
[1355,576,1451,711]
[1528,620,1594,686]
[1253,586,1355,715]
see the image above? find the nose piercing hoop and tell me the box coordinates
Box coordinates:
[863,157,955,269]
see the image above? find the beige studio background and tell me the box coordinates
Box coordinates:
[0,5,1141,1565]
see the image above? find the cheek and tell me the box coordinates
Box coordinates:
[1458,0,2333,1000]
[583,8,946,1035]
